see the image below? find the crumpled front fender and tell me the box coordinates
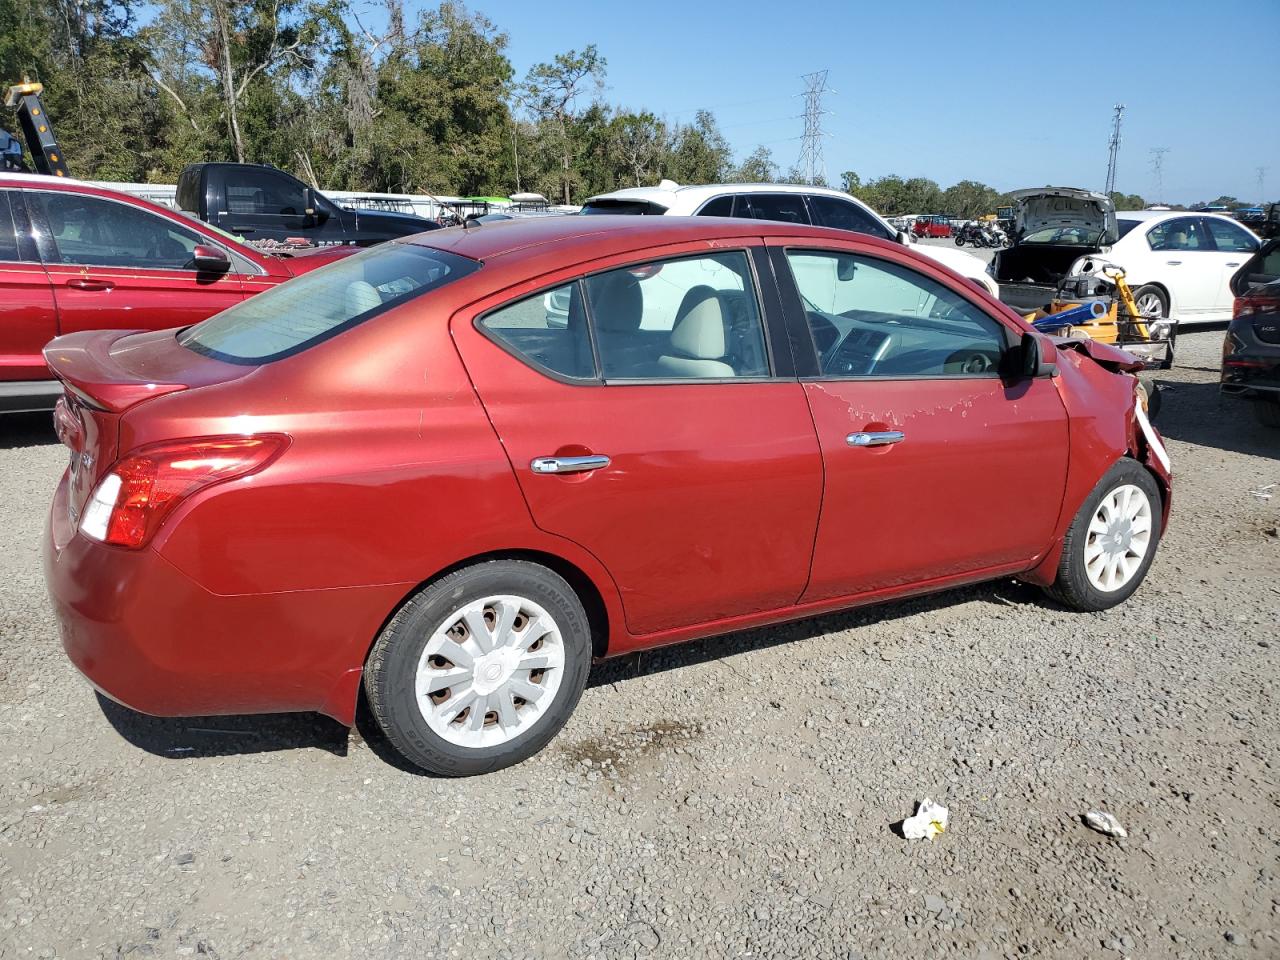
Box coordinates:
[1052,336,1147,374]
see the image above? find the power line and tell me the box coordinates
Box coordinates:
[1104,104,1124,196]
[1149,147,1170,203]
[796,70,830,186]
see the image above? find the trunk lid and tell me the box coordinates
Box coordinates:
[44,328,258,521]
[1009,187,1118,245]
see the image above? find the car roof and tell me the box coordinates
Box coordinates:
[0,171,104,190]
[586,181,866,207]
[409,213,883,263]
[1117,209,1244,224]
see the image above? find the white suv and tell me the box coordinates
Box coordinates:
[581,181,1000,299]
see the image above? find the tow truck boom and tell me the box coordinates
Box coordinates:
[3,80,70,177]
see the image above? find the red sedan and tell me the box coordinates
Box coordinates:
[0,172,353,412]
[42,216,1172,776]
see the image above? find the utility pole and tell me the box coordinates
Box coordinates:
[1104,104,1124,196]
[1258,166,1268,203]
[1149,147,1170,204]
[796,70,830,186]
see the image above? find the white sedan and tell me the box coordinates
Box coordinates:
[1069,210,1261,326]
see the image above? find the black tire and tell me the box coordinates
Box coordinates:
[1044,458,1162,612]
[954,235,964,246]
[364,560,592,776]
[1255,398,1280,429]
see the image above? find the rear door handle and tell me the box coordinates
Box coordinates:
[530,455,611,474]
[66,278,114,292]
[847,431,905,447]
[1165,260,1182,266]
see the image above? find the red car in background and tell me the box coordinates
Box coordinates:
[912,215,953,239]
[0,172,355,412]
[43,216,1172,777]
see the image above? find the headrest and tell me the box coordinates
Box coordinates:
[344,280,382,316]
[670,286,726,360]
[588,272,643,333]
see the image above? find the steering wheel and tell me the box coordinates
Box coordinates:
[957,352,994,374]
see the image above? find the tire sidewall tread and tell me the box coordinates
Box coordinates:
[365,560,591,777]
[1047,458,1162,612]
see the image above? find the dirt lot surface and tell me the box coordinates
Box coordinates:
[1,331,1276,959]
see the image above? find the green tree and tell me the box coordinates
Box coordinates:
[667,110,730,184]
[522,44,605,203]
[730,145,778,183]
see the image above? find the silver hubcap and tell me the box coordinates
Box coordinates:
[414,595,565,749]
[1084,484,1153,592]
[1136,293,1164,318]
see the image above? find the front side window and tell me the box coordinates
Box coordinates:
[739,194,810,226]
[807,195,894,240]
[225,169,308,217]
[785,250,1006,378]
[1147,217,1207,252]
[587,252,769,380]
[33,192,202,269]
[180,244,478,363]
[1203,218,1259,252]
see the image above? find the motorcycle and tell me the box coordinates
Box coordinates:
[954,223,987,247]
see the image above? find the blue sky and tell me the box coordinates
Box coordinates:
[441,0,1278,204]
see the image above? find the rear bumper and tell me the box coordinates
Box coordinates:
[1221,324,1280,398]
[44,472,406,725]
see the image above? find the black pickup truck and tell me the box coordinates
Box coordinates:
[176,163,439,248]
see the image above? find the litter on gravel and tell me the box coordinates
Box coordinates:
[902,798,949,840]
[1083,810,1128,839]
[1250,483,1275,501]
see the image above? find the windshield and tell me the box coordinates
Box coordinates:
[1020,226,1103,245]
[580,200,668,216]
[178,244,479,364]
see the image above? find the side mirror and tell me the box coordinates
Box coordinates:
[189,243,230,273]
[896,230,913,245]
[1015,332,1057,379]
[836,257,858,282]
[304,189,329,225]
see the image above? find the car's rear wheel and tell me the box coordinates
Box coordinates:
[1045,459,1162,612]
[365,560,592,776]
[1255,398,1280,429]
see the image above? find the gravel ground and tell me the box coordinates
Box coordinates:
[1,331,1277,960]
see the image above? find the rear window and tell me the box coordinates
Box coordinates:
[178,243,479,364]
[580,200,668,216]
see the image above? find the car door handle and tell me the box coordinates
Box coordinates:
[847,431,905,447]
[530,455,611,474]
[228,226,257,233]
[1224,261,1241,267]
[65,278,114,292]
[1165,260,1181,266]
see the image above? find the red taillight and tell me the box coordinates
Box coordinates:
[80,435,288,548]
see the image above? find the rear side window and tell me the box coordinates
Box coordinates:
[478,282,594,380]
[179,244,479,363]
[579,200,668,216]
[696,195,735,217]
[739,194,810,225]
[807,195,894,240]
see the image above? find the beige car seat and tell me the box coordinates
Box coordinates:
[657,287,736,378]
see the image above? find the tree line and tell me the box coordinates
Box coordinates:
[2,0,1148,216]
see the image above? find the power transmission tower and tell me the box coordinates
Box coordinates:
[1149,147,1170,203]
[1104,104,1124,196]
[1258,166,1268,203]
[796,70,830,186]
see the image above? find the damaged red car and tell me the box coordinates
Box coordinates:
[42,216,1172,776]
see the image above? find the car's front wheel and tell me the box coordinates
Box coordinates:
[1045,458,1162,612]
[365,560,592,776]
